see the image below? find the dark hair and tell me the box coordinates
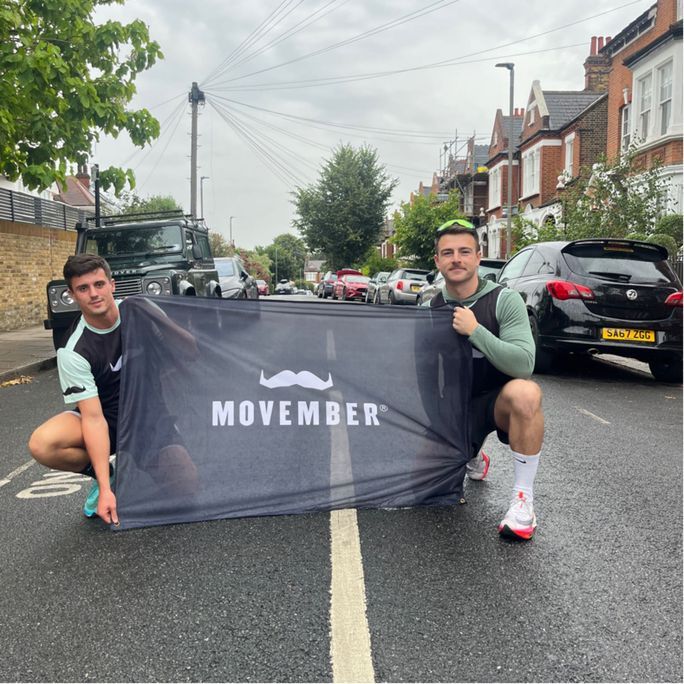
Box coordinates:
[63,254,112,289]
[434,226,480,252]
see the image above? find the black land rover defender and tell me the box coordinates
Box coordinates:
[44,210,222,349]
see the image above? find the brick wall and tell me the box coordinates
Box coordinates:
[0,220,76,331]
[577,96,609,169]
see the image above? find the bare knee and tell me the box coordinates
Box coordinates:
[500,380,543,422]
[28,426,53,465]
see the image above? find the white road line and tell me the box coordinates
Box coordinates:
[575,406,611,425]
[0,459,35,488]
[327,329,374,683]
[330,508,375,684]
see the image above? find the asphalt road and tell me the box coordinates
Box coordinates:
[0,330,681,682]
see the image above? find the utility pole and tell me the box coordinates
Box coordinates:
[189,82,205,219]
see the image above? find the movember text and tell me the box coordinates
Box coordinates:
[212,400,381,427]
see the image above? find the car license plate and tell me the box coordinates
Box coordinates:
[411,284,420,292]
[601,328,655,343]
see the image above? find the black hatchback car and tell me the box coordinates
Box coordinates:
[497,239,682,382]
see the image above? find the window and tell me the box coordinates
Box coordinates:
[498,250,533,283]
[493,131,498,146]
[564,135,575,176]
[488,167,500,208]
[658,60,672,135]
[528,107,535,125]
[621,105,631,151]
[522,149,539,197]
[638,73,652,139]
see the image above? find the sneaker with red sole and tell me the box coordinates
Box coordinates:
[466,450,490,481]
[498,491,537,540]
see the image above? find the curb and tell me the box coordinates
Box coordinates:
[0,356,57,384]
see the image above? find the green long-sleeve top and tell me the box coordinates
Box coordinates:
[440,278,535,378]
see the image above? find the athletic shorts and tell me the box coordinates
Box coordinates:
[64,409,118,454]
[470,388,510,455]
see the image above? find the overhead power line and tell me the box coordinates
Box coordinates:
[209,0,462,87]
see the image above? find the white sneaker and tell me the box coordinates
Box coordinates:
[466,451,490,481]
[498,491,537,540]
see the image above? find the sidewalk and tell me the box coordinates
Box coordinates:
[0,325,56,383]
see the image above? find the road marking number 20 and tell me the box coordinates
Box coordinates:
[16,470,90,499]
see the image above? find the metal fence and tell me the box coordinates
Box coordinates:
[0,186,89,231]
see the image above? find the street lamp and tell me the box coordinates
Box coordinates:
[200,176,209,219]
[229,215,236,248]
[274,245,278,284]
[496,62,514,258]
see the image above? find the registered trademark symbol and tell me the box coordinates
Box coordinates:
[379,404,388,412]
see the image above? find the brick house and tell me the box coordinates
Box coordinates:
[52,164,96,212]
[516,78,607,230]
[601,0,682,213]
[484,108,524,257]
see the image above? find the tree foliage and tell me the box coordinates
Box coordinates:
[358,247,397,277]
[513,147,674,253]
[0,0,162,193]
[262,233,308,283]
[119,193,181,216]
[209,231,233,257]
[292,144,397,270]
[391,191,465,269]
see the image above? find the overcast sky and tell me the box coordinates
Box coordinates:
[93,0,651,249]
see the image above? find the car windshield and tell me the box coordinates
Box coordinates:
[479,264,502,277]
[563,243,676,284]
[84,225,183,257]
[215,260,236,277]
[346,276,369,283]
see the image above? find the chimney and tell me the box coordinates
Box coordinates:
[75,164,90,189]
[584,36,611,92]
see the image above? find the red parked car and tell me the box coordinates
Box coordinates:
[256,279,269,296]
[331,274,370,301]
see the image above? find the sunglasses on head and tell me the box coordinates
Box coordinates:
[436,218,476,232]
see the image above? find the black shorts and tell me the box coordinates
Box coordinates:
[64,408,117,454]
[470,388,510,455]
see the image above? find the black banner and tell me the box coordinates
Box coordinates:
[114,296,472,529]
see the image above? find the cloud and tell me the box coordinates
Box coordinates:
[94,0,651,249]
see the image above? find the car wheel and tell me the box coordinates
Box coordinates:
[648,357,683,383]
[374,290,381,305]
[529,315,555,374]
[388,291,396,305]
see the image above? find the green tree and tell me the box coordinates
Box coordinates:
[209,231,233,257]
[264,234,307,283]
[358,246,397,276]
[292,144,397,270]
[513,146,671,251]
[238,249,272,282]
[392,191,465,269]
[119,193,181,215]
[0,0,162,194]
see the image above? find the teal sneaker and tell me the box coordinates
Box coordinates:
[83,468,115,518]
[83,480,100,518]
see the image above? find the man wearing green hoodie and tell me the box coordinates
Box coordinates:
[430,219,543,540]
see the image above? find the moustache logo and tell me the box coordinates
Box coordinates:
[260,369,333,391]
[63,385,86,396]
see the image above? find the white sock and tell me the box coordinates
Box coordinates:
[511,450,540,502]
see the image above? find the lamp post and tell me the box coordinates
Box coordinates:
[479,207,487,256]
[274,245,278,284]
[496,62,514,258]
[229,215,236,248]
[200,176,209,219]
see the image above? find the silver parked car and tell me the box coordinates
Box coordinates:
[418,259,507,305]
[365,271,390,304]
[215,256,258,299]
[386,268,429,305]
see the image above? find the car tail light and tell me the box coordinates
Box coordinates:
[665,291,683,307]
[397,281,404,290]
[546,280,595,301]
